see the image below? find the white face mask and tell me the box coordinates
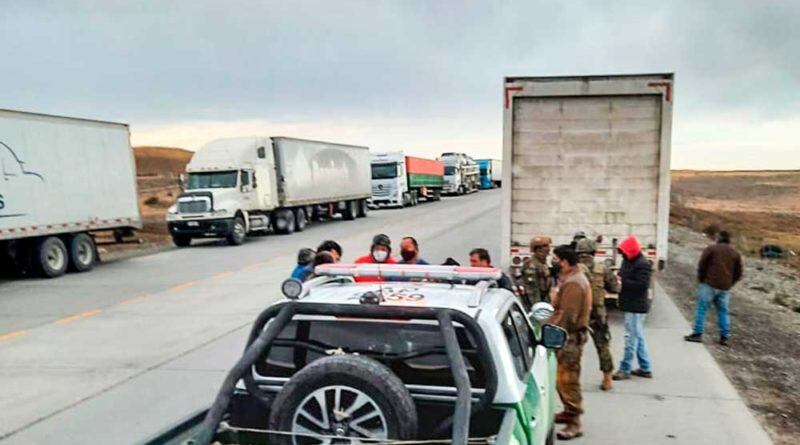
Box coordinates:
[372,249,389,262]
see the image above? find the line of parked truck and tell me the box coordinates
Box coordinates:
[0,108,498,278]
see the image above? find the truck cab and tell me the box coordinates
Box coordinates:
[166,138,278,246]
[440,152,479,195]
[369,152,408,207]
[144,264,565,445]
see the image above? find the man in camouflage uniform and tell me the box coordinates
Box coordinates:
[576,238,620,391]
[517,236,552,309]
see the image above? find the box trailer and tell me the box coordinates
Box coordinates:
[369,152,444,207]
[167,137,371,246]
[477,159,502,189]
[0,109,141,278]
[500,74,673,273]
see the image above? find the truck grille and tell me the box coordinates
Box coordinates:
[372,185,391,197]
[178,200,210,214]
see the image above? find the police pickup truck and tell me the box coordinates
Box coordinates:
[144,264,566,445]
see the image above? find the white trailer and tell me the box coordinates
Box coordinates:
[167,137,371,246]
[0,109,141,278]
[490,159,503,187]
[500,74,673,272]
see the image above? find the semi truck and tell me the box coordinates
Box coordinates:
[167,137,370,246]
[369,152,444,208]
[439,152,480,195]
[500,73,674,273]
[0,109,141,278]
[477,159,502,189]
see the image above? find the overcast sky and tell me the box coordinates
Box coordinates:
[2,1,798,170]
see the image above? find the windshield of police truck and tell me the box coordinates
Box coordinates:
[187,171,238,189]
[371,162,399,179]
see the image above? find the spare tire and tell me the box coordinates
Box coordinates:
[268,355,417,444]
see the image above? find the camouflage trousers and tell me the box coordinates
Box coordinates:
[589,305,614,372]
[557,329,588,422]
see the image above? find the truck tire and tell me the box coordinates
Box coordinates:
[172,235,192,247]
[67,233,97,272]
[342,200,357,221]
[268,355,418,444]
[294,208,307,232]
[34,236,68,278]
[410,191,418,206]
[458,185,465,196]
[271,210,296,235]
[357,199,368,218]
[432,189,441,201]
[227,216,247,245]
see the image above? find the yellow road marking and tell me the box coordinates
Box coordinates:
[211,271,233,280]
[170,280,197,291]
[55,309,101,325]
[120,293,152,305]
[0,329,29,342]
[242,262,264,271]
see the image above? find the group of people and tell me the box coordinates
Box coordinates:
[289,229,744,442]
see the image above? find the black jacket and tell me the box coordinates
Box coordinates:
[618,253,652,313]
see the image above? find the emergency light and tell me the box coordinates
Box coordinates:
[314,263,502,281]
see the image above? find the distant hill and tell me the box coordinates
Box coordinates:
[133,146,193,176]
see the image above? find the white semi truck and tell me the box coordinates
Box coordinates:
[439,152,480,195]
[500,73,674,273]
[369,152,444,208]
[0,109,141,278]
[167,137,371,246]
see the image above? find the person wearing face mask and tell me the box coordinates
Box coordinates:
[397,236,429,265]
[353,234,396,282]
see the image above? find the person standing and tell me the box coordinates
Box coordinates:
[353,234,395,282]
[548,245,592,440]
[613,236,653,381]
[397,236,429,265]
[685,230,743,346]
[517,236,552,308]
[576,239,620,391]
[468,248,514,292]
[291,248,315,281]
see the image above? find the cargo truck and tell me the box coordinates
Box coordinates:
[369,152,444,208]
[500,74,673,274]
[477,159,502,189]
[167,137,370,246]
[0,109,141,278]
[439,152,479,195]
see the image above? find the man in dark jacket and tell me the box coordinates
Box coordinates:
[612,236,653,380]
[685,231,743,346]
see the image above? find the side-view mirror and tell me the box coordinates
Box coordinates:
[529,301,554,323]
[541,324,567,349]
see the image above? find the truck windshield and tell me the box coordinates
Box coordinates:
[372,163,398,179]
[187,171,238,189]
[444,166,456,175]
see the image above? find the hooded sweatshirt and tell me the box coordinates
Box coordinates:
[617,236,652,313]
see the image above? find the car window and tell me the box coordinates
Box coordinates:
[502,311,527,380]
[240,170,250,187]
[257,319,486,388]
[509,304,536,370]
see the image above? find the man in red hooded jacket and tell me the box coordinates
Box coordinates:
[612,236,654,381]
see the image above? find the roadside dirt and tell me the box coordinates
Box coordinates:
[659,225,800,445]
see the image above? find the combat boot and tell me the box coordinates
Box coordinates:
[601,371,613,391]
[554,411,572,424]
[557,420,583,440]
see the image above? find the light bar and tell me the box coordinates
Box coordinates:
[315,264,502,281]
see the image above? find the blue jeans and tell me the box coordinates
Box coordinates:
[619,312,651,373]
[692,283,731,338]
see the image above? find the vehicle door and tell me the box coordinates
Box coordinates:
[503,303,551,444]
[239,169,257,210]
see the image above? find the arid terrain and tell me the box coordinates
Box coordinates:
[663,170,800,444]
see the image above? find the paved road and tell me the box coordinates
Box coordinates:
[0,189,772,444]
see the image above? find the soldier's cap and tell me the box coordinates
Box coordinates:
[530,236,552,248]
[573,230,587,239]
[575,238,597,254]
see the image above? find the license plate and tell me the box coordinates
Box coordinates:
[187,221,199,227]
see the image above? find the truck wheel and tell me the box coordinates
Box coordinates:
[227,216,247,245]
[34,237,68,278]
[357,199,368,218]
[294,208,307,232]
[432,189,441,201]
[67,233,97,272]
[272,209,296,235]
[268,355,418,444]
[172,235,192,247]
[411,191,418,206]
[458,185,465,195]
[342,200,357,220]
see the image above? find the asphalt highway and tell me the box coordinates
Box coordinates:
[0,189,772,444]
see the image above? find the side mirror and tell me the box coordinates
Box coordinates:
[529,302,554,323]
[541,324,567,349]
